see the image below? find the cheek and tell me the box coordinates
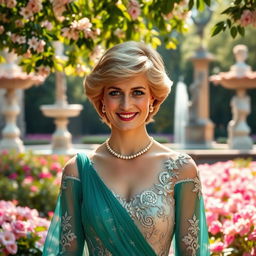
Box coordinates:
[104,97,119,110]
[137,98,151,109]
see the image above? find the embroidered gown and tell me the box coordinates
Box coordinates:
[43,153,210,256]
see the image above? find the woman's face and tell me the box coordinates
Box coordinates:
[102,73,153,132]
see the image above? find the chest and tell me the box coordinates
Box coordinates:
[93,158,162,201]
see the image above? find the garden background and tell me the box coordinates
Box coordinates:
[0,0,256,255]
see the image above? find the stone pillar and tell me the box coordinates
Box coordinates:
[0,89,25,140]
[185,47,215,148]
[228,89,253,149]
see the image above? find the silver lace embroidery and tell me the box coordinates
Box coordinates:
[111,153,191,256]
[182,214,200,256]
[60,175,81,195]
[61,212,77,251]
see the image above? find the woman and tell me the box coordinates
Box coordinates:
[43,41,209,256]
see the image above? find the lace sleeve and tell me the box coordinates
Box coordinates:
[173,162,210,256]
[43,156,86,256]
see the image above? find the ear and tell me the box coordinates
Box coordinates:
[150,96,155,105]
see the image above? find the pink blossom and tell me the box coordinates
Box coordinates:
[5,242,18,254]
[209,241,224,252]
[127,0,141,20]
[0,230,16,246]
[19,7,33,19]
[15,19,24,28]
[6,0,16,8]
[224,234,234,246]
[22,165,31,172]
[23,176,34,185]
[23,50,32,58]
[72,17,92,30]
[37,66,51,77]
[90,45,104,62]
[36,39,46,53]
[39,172,52,179]
[234,218,251,236]
[50,162,62,172]
[61,27,79,40]
[28,36,39,51]
[27,0,42,13]
[240,10,254,27]
[11,220,28,238]
[0,25,4,35]
[209,220,222,235]
[248,230,256,241]
[75,64,89,75]
[41,20,53,30]
[30,185,38,193]
[114,28,125,38]
[8,173,18,180]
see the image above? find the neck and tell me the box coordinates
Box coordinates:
[108,127,151,156]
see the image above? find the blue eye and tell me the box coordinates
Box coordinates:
[133,90,145,96]
[109,91,121,96]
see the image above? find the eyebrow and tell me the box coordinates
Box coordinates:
[107,86,146,90]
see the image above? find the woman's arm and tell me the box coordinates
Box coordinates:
[43,156,86,256]
[173,160,210,256]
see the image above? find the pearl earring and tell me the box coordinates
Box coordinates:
[149,104,154,113]
[102,105,106,113]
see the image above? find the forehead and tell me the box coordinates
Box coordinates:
[105,73,149,90]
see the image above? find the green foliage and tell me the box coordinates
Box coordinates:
[0,0,208,75]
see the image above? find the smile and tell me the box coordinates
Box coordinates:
[117,112,138,121]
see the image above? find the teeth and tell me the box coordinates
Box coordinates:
[119,114,135,118]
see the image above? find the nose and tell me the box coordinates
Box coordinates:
[120,94,132,110]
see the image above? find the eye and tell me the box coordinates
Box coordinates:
[133,90,145,96]
[109,90,121,96]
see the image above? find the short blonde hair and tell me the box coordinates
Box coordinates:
[84,41,173,126]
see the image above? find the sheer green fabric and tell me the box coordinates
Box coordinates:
[43,152,209,256]
[173,180,210,255]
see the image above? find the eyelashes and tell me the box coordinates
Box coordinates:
[108,90,145,96]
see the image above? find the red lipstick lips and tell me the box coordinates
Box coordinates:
[117,112,137,121]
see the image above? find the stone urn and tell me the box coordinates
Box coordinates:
[210,44,256,149]
[0,50,45,152]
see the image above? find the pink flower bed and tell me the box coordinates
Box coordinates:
[0,200,50,255]
[200,160,256,255]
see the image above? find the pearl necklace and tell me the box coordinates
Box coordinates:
[105,137,154,160]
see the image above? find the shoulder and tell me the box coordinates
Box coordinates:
[151,140,198,178]
[62,155,79,178]
[175,154,198,181]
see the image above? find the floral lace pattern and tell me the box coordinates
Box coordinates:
[182,214,200,256]
[110,153,197,256]
[60,212,77,251]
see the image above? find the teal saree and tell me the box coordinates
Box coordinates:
[43,153,210,256]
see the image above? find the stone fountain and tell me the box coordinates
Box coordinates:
[40,42,83,154]
[184,8,215,149]
[211,44,256,149]
[0,50,45,152]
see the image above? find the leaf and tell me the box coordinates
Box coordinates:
[204,0,211,6]
[188,0,194,10]
[237,25,245,36]
[227,19,231,28]
[196,0,205,11]
[211,22,224,36]
[230,26,237,38]
[234,0,242,4]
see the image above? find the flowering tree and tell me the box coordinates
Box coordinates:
[212,0,256,38]
[0,0,255,76]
